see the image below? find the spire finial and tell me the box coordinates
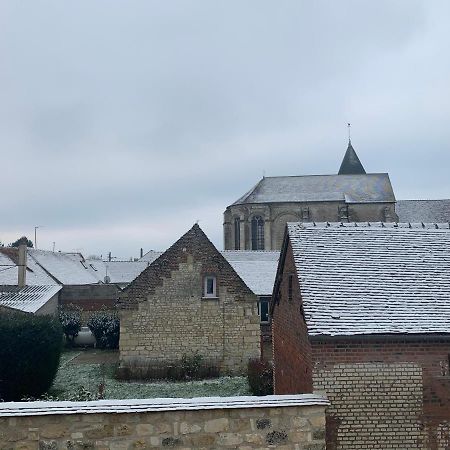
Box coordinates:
[347,122,351,144]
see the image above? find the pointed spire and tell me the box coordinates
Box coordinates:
[338,140,366,175]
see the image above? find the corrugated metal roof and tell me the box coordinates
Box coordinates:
[0,285,62,313]
[287,222,450,337]
[232,173,396,205]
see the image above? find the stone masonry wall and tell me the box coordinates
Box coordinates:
[0,396,328,450]
[120,260,260,374]
[119,225,260,375]
[224,202,397,250]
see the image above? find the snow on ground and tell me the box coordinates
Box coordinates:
[49,351,250,400]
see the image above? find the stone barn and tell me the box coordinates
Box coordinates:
[118,224,260,375]
[271,222,450,450]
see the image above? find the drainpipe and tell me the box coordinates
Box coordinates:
[18,243,27,288]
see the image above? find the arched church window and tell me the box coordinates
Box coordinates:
[234,218,240,250]
[251,216,265,250]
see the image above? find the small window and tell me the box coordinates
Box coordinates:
[288,274,294,301]
[203,275,217,298]
[234,217,240,250]
[258,297,270,323]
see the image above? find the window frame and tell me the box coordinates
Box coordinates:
[234,217,241,250]
[203,275,218,298]
[258,296,271,324]
[251,215,265,250]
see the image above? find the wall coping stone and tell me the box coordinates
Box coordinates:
[0,394,328,417]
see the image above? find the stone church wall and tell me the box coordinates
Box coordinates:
[224,201,397,250]
[120,259,260,375]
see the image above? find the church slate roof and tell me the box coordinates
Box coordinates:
[338,142,366,175]
[286,222,450,337]
[396,199,450,223]
[232,173,395,205]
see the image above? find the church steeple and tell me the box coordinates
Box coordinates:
[338,140,366,175]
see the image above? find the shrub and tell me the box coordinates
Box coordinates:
[247,358,274,396]
[87,309,119,349]
[0,312,62,401]
[180,351,204,379]
[59,305,82,346]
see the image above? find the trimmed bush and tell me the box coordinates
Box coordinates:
[247,358,274,396]
[0,312,62,401]
[59,304,82,346]
[87,309,119,349]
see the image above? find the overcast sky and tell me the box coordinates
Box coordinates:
[1,1,449,258]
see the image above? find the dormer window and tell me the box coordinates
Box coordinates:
[203,275,217,298]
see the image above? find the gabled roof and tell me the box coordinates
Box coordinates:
[284,222,450,337]
[0,285,62,314]
[119,224,255,309]
[338,141,366,175]
[28,250,100,285]
[139,250,164,263]
[222,251,279,296]
[396,199,450,223]
[85,259,151,286]
[231,173,395,205]
[0,248,57,286]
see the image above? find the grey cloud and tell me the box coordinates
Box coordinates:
[1,0,449,255]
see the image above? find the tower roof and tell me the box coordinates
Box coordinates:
[338,141,366,175]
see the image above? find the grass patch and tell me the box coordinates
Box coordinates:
[49,350,250,400]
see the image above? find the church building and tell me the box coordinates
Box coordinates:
[224,141,398,251]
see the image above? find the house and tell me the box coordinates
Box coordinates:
[223,141,399,251]
[271,222,450,449]
[0,247,120,319]
[118,224,260,375]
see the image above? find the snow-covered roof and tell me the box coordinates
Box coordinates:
[140,250,164,263]
[28,250,100,285]
[232,173,395,205]
[287,222,450,337]
[0,394,328,417]
[0,249,57,286]
[222,251,279,296]
[0,285,61,314]
[85,259,151,285]
[396,199,450,223]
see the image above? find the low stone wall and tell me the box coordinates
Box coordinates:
[0,394,328,450]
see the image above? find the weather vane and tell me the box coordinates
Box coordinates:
[347,123,351,143]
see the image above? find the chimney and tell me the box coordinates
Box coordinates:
[140,248,143,258]
[18,243,27,288]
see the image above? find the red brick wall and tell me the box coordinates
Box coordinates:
[272,241,313,394]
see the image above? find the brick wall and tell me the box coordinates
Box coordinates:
[272,242,313,394]
[0,395,328,450]
[312,338,450,450]
[119,225,260,375]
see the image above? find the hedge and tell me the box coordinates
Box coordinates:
[0,312,62,401]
